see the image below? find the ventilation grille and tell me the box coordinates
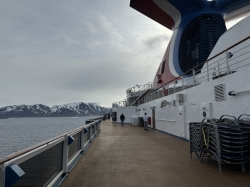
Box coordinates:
[214,84,225,101]
[179,14,226,75]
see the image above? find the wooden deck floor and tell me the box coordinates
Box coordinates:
[62,120,250,187]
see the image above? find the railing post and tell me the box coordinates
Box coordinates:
[62,135,69,173]
[206,63,209,82]
[0,166,5,187]
[225,50,229,74]
[81,128,85,151]
[90,125,92,140]
[217,62,220,76]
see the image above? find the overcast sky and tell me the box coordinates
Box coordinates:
[0,0,243,108]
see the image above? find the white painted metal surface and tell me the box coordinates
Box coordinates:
[112,17,250,141]
[112,106,136,124]
[135,64,250,140]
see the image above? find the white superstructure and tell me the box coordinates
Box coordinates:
[112,16,250,140]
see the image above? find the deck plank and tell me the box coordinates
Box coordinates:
[62,120,250,187]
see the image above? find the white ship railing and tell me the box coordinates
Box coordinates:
[126,82,153,94]
[112,82,155,107]
[0,118,102,187]
[136,36,250,105]
[112,100,127,108]
[126,82,154,98]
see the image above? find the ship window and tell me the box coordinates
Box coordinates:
[161,60,166,74]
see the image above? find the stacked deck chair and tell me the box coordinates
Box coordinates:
[189,122,208,162]
[190,115,249,173]
[238,114,250,158]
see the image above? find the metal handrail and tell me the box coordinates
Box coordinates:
[126,82,155,93]
[113,36,250,107]
[156,36,250,91]
[0,118,101,165]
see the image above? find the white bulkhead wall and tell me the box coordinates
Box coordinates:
[138,64,250,140]
[112,106,137,124]
[112,16,250,140]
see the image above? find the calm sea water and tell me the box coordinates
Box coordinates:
[0,116,100,159]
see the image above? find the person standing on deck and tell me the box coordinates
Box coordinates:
[120,113,125,125]
[143,113,148,130]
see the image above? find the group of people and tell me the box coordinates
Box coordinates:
[120,113,149,130]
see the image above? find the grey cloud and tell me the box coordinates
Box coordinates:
[140,33,170,49]
[0,0,172,107]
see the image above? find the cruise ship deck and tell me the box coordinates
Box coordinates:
[62,120,250,187]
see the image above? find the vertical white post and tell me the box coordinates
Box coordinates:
[206,63,209,82]
[0,166,5,187]
[90,125,92,140]
[81,128,85,151]
[217,62,220,76]
[225,50,229,74]
[62,135,69,173]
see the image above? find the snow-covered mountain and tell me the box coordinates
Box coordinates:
[0,102,110,118]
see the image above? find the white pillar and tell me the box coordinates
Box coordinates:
[90,125,92,140]
[81,128,85,151]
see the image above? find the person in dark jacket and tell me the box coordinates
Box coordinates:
[120,113,125,125]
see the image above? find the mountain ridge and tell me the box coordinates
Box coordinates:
[0,102,110,118]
